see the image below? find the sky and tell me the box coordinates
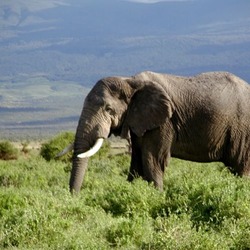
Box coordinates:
[127,0,191,2]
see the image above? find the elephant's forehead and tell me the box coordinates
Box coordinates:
[85,93,105,106]
[87,81,118,101]
[86,90,114,107]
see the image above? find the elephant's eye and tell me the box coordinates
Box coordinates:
[105,105,114,114]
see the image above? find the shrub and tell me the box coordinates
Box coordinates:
[1,153,250,249]
[40,131,74,162]
[0,141,18,160]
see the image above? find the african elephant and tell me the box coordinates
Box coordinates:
[68,71,250,193]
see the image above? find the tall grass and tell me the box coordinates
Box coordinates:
[1,142,250,249]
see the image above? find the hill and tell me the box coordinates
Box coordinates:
[0,77,88,140]
[0,0,249,139]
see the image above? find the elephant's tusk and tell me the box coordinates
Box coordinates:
[55,143,74,158]
[77,138,104,158]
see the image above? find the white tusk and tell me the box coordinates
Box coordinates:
[55,143,74,158]
[77,138,104,158]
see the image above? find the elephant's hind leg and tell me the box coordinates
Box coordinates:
[224,132,250,177]
[242,146,250,177]
[241,159,250,177]
[227,157,250,177]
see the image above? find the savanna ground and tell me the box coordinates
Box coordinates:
[1,134,250,249]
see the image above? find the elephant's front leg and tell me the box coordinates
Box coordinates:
[141,151,165,190]
[128,129,172,190]
[142,129,172,190]
[127,132,144,182]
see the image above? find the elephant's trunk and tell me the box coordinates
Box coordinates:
[70,156,88,193]
[69,102,111,193]
[69,118,92,193]
[70,138,104,193]
[70,136,89,193]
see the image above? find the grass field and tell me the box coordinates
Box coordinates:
[1,140,250,249]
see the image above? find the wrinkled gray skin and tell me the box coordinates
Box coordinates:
[70,71,250,193]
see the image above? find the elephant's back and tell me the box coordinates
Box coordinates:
[194,71,249,89]
[135,71,186,84]
[135,70,250,107]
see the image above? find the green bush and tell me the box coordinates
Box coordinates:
[40,131,74,162]
[0,141,18,160]
[1,136,250,249]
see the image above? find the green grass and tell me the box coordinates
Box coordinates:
[1,144,250,249]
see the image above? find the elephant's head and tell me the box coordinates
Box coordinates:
[70,76,173,193]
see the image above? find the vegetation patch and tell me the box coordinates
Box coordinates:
[40,131,75,162]
[1,135,250,249]
[0,141,18,160]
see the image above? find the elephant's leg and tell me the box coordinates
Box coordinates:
[236,157,250,177]
[142,155,164,190]
[240,145,250,176]
[140,129,172,190]
[224,135,250,177]
[127,132,144,182]
[242,165,250,176]
[229,162,250,177]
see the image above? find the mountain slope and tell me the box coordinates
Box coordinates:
[0,0,249,138]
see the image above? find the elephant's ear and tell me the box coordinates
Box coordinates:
[124,81,174,137]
